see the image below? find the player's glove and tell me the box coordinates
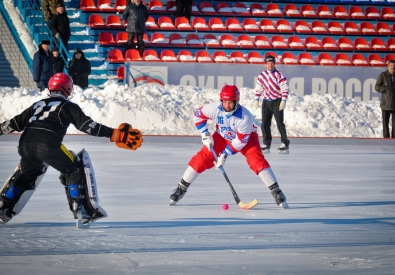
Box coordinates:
[253,99,259,109]
[201,132,213,149]
[279,101,286,111]
[111,123,143,150]
[214,152,227,170]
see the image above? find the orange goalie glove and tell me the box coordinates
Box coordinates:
[111,123,143,150]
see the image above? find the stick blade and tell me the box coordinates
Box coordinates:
[238,199,259,210]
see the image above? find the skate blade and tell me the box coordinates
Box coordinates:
[261,148,270,153]
[278,149,289,154]
[280,202,289,209]
[76,219,91,229]
[170,199,177,206]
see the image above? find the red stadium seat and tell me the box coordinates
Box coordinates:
[247,51,265,64]
[321,37,338,50]
[384,54,395,64]
[203,34,220,48]
[333,6,350,19]
[365,7,381,19]
[327,22,344,34]
[212,51,231,63]
[351,54,369,66]
[150,32,168,47]
[145,16,158,30]
[108,49,125,63]
[117,66,124,81]
[169,33,185,46]
[298,52,316,65]
[360,22,377,35]
[305,36,322,50]
[80,0,98,12]
[219,34,237,48]
[115,0,127,12]
[264,52,281,64]
[335,53,352,66]
[192,17,210,31]
[368,54,385,67]
[226,18,243,32]
[186,34,204,47]
[143,49,160,62]
[387,38,395,51]
[209,18,226,31]
[371,38,388,51]
[284,4,301,17]
[294,20,312,33]
[288,36,305,49]
[259,19,277,33]
[233,2,250,16]
[166,0,176,14]
[97,0,116,12]
[125,49,142,61]
[317,53,335,66]
[191,2,199,15]
[98,32,115,45]
[377,22,392,35]
[175,17,193,30]
[116,32,128,45]
[196,50,213,63]
[338,37,355,51]
[317,5,333,18]
[229,51,247,63]
[271,36,288,49]
[216,2,233,15]
[349,6,365,19]
[300,5,317,18]
[344,22,361,34]
[177,50,196,62]
[276,19,293,33]
[266,3,283,17]
[158,16,176,30]
[88,15,105,28]
[354,37,371,51]
[311,21,328,34]
[381,7,395,20]
[160,49,178,62]
[250,3,266,17]
[282,52,299,65]
[199,2,216,15]
[242,19,259,32]
[254,35,271,49]
[148,0,165,13]
[106,15,124,29]
[236,35,254,48]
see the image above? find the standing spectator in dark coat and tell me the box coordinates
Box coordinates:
[51,46,66,74]
[48,3,71,53]
[33,40,53,91]
[68,48,91,89]
[123,0,149,57]
[176,0,193,23]
[42,0,65,23]
[375,60,395,138]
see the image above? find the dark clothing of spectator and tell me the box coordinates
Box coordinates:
[51,47,66,74]
[48,5,71,53]
[42,0,65,22]
[176,0,193,22]
[33,41,53,91]
[68,48,91,89]
[123,1,149,56]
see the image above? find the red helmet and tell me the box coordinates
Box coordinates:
[220,85,240,102]
[48,73,73,98]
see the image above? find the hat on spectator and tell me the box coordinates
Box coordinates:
[51,46,59,52]
[74,48,83,54]
[41,40,50,45]
[56,3,65,8]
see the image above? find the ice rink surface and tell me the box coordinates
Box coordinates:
[0,137,394,275]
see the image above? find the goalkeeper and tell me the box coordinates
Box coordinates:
[0,73,142,225]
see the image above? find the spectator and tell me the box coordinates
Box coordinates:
[42,0,65,23]
[253,55,290,154]
[123,0,149,57]
[375,59,395,138]
[51,46,65,74]
[33,40,53,92]
[48,2,71,53]
[68,48,91,89]
[176,0,193,23]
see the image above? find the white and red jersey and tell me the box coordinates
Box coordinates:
[255,68,289,101]
[193,102,257,155]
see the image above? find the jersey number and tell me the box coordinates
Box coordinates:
[217,116,224,124]
[29,101,62,123]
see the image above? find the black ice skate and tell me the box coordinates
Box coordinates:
[269,183,289,209]
[0,198,14,223]
[261,144,270,153]
[278,143,289,154]
[72,200,92,228]
[170,182,189,206]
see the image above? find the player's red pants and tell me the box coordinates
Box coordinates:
[188,132,270,174]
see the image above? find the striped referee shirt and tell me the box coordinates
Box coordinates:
[255,68,289,101]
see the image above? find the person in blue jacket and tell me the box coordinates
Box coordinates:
[32,40,53,91]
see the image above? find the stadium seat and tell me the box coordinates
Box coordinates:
[242,19,259,32]
[384,54,395,64]
[203,34,220,47]
[333,6,350,19]
[209,18,226,31]
[195,50,213,63]
[191,2,200,15]
[145,16,158,30]
[259,19,277,33]
[381,7,395,20]
[226,18,243,32]
[335,53,352,66]
[125,49,142,61]
[117,66,124,81]
[166,0,176,14]
[219,34,237,48]
[288,36,305,49]
[300,5,317,18]
[232,2,250,16]
[311,21,328,34]
[178,50,196,62]
[115,0,127,12]
[148,0,165,13]
[365,7,381,19]
[192,17,209,31]
[305,36,322,50]
[361,22,376,34]
[338,37,354,50]
[98,32,115,45]
[116,32,128,45]
[254,35,271,49]
[282,52,299,65]
[264,52,281,64]
[160,49,178,62]
[200,2,216,15]
[271,36,288,49]
[266,3,283,17]
[247,51,265,64]
[327,21,344,34]
[88,15,105,28]
[108,49,125,63]
[387,38,395,51]
[229,51,247,63]
[216,2,233,15]
[371,38,387,51]
[349,6,365,19]
[318,53,335,66]
[368,54,385,66]
[276,19,293,33]
[175,17,193,30]
[294,20,312,33]
[157,16,176,30]
[344,22,361,34]
[317,5,333,18]
[97,0,116,12]
[212,51,231,63]
[298,52,316,65]
[106,15,124,28]
[186,34,204,47]
[321,37,338,50]
[169,33,185,46]
[80,0,98,11]
[354,37,371,51]
[377,22,392,35]
[284,4,301,17]
[150,32,169,46]
[143,49,160,62]
[351,53,369,66]
[236,35,254,48]
[250,3,266,17]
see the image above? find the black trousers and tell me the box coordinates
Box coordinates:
[382,109,395,138]
[127,32,144,50]
[261,99,290,147]
[176,0,193,21]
